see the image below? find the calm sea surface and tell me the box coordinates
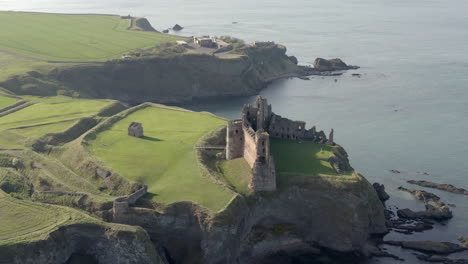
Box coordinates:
[3,0,468,262]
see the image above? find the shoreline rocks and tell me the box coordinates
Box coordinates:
[459,237,468,248]
[373,183,390,203]
[397,186,452,221]
[415,254,468,264]
[407,180,468,195]
[385,240,466,255]
[172,24,184,31]
[398,186,441,202]
[313,58,359,71]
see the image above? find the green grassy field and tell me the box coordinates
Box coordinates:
[0,190,96,245]
[271,138,339,177]
[0,12,182,61]
[88,106,235,211]
[218,158,252,195]
[0,94,17,109]
[0,51,48,82]
[0,96,112,148]
[0,96,110,130]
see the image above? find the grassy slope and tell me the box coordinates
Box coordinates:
[0,190,97,245]
[0,51,46,81]
[0,12,183,61]
[88,106,235,211]
[218,158,252,195]
[0,96,112,148]
[0,94,17,109]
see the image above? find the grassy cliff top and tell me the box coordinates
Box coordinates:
[0,96,114,149]
[87,105,236,211]
[0,189,98,245]
[271,139,354,182]
[0,11,182,61]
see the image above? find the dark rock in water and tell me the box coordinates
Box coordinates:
[172,24,184,31]
[415,253,468,264]
[398,186,440,202]
[425,200,453,220]
[394,222,433,232]
[162,29,169,33]
[351,73,362,77]
[313,58,359,71]
[407,180,468,195]
[389,169,401,174]
[373,183,390,202]
[458,237,468,248]
[297,76,310,80]
[385,240,466,254]
[397,208,425,219]
[397,202,452,221]
[288,56,298,65]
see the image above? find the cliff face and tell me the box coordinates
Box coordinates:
[0,223,166,264]
[1,46,300,104]
[117,174,386,264]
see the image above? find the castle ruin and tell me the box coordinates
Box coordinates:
[226,96,334,192]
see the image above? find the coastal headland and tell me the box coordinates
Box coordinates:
[0,11,386,264]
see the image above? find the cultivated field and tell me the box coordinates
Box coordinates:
[0,12,182,61]
[88,106,235,211]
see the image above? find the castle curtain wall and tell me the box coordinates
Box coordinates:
[242,127,257,167]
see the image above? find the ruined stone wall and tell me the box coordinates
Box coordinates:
[255,130,269,159]
[113,197,129,222]
[113,185,148,222]
[242,105,258,130]
[242,125,258,167]
[249,155,276,191]
[127,185,148,204]
[226,120,244,160]
[268,114,306,140]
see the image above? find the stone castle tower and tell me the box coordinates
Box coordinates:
[226,96,335,192]
[226,96,276,192]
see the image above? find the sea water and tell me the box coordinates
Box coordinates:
[3,0,468,262]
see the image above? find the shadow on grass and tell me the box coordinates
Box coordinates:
[143,192,159,199]
[140,136,163,142]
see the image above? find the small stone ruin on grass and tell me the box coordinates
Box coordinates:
[128,122,144,138]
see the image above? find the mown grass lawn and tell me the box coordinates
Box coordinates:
[88,106,235,211]
[0,11,183,61]
[271,138,338,177]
